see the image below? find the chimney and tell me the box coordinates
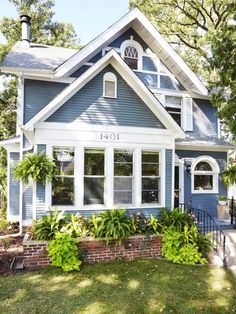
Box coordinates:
[20,14,31,47]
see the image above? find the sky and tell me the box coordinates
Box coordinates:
[0,0,129,45]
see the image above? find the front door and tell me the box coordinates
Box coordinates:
[174,164,184,208]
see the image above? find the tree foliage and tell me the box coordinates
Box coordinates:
[129,0,235,77]
[0,0,80,209]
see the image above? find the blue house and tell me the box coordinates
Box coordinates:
[0,9,232,230]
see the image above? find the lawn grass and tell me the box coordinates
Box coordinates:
[0,259,236,314]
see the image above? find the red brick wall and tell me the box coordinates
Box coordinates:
[23,233,163,269]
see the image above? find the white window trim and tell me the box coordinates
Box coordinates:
[120,39,143,70]
[45,145,166,211]
[191,156,219,194]
[103,72,117,98]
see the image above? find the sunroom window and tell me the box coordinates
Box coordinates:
[142,151,160,204]
[84,149,105,205]
[52,147,75,206]
[114,149,133,204]
[192,157,219,193]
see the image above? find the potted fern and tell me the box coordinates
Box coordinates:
[14,152,56,184]
[217,195,228,206]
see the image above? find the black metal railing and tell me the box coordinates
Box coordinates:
[183,205,227,267]
[229,197,236,227]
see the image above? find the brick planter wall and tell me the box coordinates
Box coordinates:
[23,233,163,269]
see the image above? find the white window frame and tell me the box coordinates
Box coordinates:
[120,39,143,70]
[191,156,219,194]
[45,145,166,210]
[164,95,183,127]
[103,72,117,98]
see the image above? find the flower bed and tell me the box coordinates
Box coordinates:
[23,232,163,269]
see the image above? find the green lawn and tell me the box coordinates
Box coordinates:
[0,260,236,314]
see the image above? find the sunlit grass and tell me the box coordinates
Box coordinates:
[0,260,236,313]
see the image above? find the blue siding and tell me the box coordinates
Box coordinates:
[9,152,20,217]
[109,28,148,50]
[188,99,218,138]
[176,150,227,216]
[70,65,91,78]
[36,145,46,219]
[47,65,165,129]
[23,184,33,220]
[23,135,31,150]
[165,149,173,209]
[24,80,67,123]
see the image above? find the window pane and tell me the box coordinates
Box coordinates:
[114,150,133,163]
[124,57,138,70]
[194,175,213,190]
[52,177,74,206]
[142,152,159,163]
[195,162,212,171]
[114,163,133,176]
[142,163,159,176]
[142,178,160,204]
[84,177,104,204]
[84,150,104,175]
[114,191,132,204]
[53,147,74,175]
[114,177,132,190]
[168,112,181,126]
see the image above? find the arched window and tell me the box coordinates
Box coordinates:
[124,46,139,69]
[121,39,143,70]
[191,156,219,193]
[103,72,117,98]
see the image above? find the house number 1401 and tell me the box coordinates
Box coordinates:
[100,133,120,141]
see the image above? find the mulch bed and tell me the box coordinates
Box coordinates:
[0,236,23,276]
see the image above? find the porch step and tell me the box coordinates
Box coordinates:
[224,229,236,269]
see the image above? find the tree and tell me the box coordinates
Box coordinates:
[129,0,235,77]
[209,16,236,140]
[0,0,80,211]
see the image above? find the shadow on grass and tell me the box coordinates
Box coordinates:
[0,259,236,314]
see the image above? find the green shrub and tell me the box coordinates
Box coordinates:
[88,213,102,236]
[94,209,131,244]
[159,208,195,231]
[161,226,207,265]
[0,217,8,234]
[33,210,68,240]
[47,232,81,272]
[1,237,12,252]
[14,152,56,184]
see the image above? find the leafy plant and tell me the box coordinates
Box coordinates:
[61,214,89,237]
[217,195,228,201]
[196,233,213,258]
[47,232,81,272]
[0,237,12,253]
[88,213,102,236]
[148,215,162,235]
[129,211,148,235]
[94,209,131,244]
[159,208,195,231]
[161,226,207,265]
[33,209,68,240]
[14,152,56,185]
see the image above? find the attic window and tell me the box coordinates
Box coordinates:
[103,72,117,98]
[124,46,138,70]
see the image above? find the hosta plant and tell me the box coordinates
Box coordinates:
[47,232,81,272]
[94,209,131,244]
[161,226,208,265]
[14,151,56,184]
[159,207,195,231]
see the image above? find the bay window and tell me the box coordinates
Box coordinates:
[52,147,75,206]
[141,151,160,204]
[114,149,133,204]
[84,149,105,205]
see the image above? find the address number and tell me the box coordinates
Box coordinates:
[100,133,120,141]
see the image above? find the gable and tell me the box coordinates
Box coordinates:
[46,65,165,129]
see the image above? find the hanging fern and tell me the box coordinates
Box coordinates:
[221,163,236,187]
[14,152,56,184]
